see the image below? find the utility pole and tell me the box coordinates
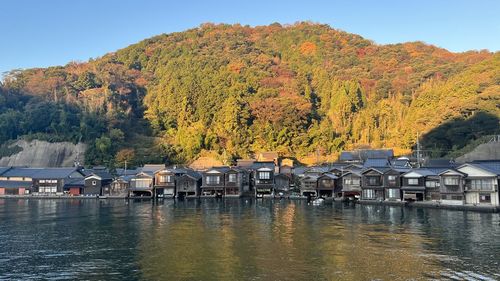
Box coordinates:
[416,132,421,168]
[124,160,127,175]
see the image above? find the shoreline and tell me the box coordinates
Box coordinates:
[1,195,498,213]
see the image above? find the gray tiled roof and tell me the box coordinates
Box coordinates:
[64,178,85,187]
[402,168,438,177]
[363,158,390,168]
[115,168,141,176]
[183,170,202,180]
[0,167,11,176]
[1,167,81,179]
[318,173,338,180]
[141,164,166,173]
[0,180,32,189]
[212,166,232,173]
[471,161,500,175]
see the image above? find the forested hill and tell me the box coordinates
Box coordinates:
[1,22,499,166]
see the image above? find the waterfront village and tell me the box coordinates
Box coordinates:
[0,149,499,212]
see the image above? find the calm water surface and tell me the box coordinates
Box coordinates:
[0,199,499,280]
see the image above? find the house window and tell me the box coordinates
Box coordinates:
[228,174,237,183]
[425,181,438,188]
[444,177,459,186]
[259,172,271,180]
[135,179,150,188]
[471,179,493,191]
[387,189,398,198]
[344,178,360,185]
[408,178,419,185]
[207,175,220,185]
[92,180,97,186]
[479,193,491,203]
[367,176,380,186]
[451,195,463,201]
[388,175,397,181]
[363,189,375,199]
[39,186,57,193]
[159,175,173,183]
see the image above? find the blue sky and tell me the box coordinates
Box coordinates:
[1,0,499,75]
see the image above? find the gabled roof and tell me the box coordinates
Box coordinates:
[133,171,154,178]
[115,168,141,176]
[438,169,467,176]
[391,159,411,168]
[301,175,319,181]
[361,167,392,175]
[115,175,134,183]
[86,169,113,181]
[236,159,256,167]
[250,161,275,170]
[471,160,500,175]
[256,167,273,172]
[304,166,329,174]
[318,173,338,180]
[457,163,500,176]
[256,151,279,162]
[423,167,449,174]
[342,164,364,171]
[141,164,165,173]
[227,167,247,173]
[205,166,231,174]
[156,166,190,175]
[341,169,363,177]
[402,168,438,178]
[181,170,202,180]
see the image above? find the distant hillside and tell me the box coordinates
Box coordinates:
[0,22,498,166]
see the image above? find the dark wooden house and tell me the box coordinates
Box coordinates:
[361,168,386,201]
[383,168,405,201]
[300,175,318,197]
[201,167,229,197]
[176,170,202,198]
[84,170,113,196]
[224,168,249,197]
[253,166,275,197]
[340,170,362,200]
[154,167,189,198]
[401,169,440,201]
[316,173,339,198]
[274,173,291,197]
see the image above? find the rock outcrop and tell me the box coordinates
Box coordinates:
[0,140,86,167]
[456,141,500,163]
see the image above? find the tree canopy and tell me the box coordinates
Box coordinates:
[1,22,498,165]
